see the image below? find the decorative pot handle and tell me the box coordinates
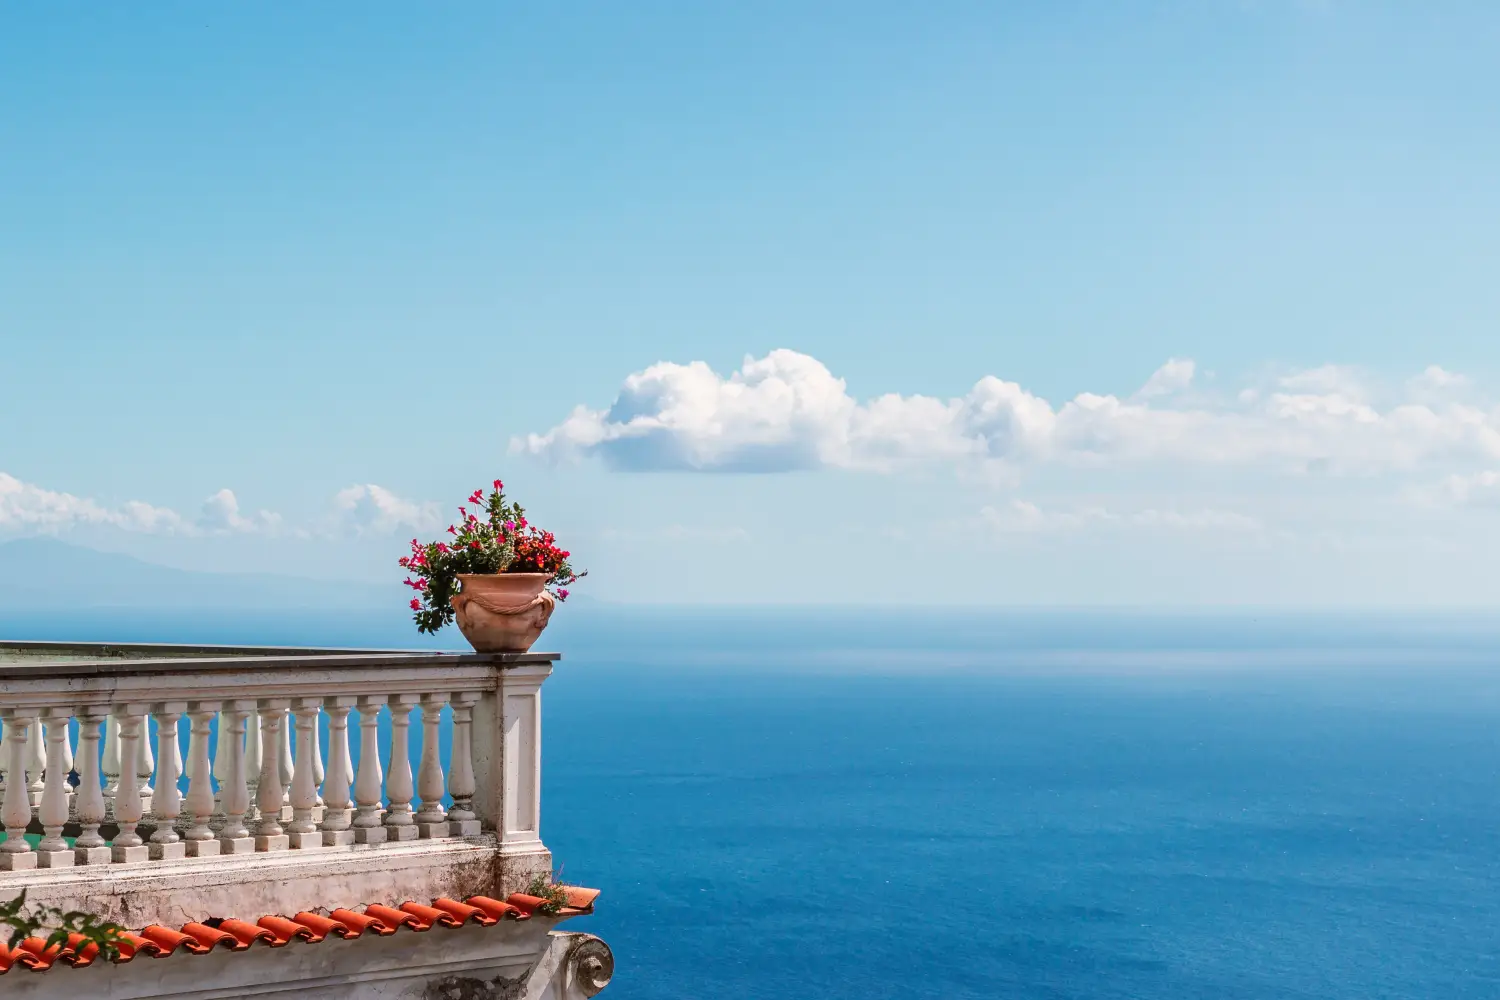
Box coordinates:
[453,590,556,618]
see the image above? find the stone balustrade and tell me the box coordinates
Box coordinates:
[0,642,556,925]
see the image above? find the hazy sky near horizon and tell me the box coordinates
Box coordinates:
[4,2,1500,606]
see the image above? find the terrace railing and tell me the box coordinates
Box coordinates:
[0,642,555,915]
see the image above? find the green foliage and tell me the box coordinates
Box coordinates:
[524,872,571,916]
[400,479,585,635]
[0,890,125,959]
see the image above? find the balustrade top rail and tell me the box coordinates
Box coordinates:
[0,640,558,678]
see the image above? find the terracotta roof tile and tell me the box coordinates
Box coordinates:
[290,912,355,941]
[216,919,277,949]
[257,916,319,946]
[431,898,496,926]
[0,888,597,976]
[398,902,462,930]
[139,925,209,955]
[465,895,526,921]
[360,904,422,933]
[181,922,242,952]
[61,934,101,968]
[113,932,166,961]
[326,908,395,937]
[0,942,46,973]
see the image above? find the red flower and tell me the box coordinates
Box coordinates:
[493,479,503,489]
[409,598,422,610]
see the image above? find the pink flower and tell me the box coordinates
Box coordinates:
[493,479,503,489]
[557,588,569,600]
[409,598,422,611]
[504,520,515,531]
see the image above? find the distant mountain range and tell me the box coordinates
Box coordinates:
[0,538,395,610]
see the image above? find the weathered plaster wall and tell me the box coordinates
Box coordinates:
[1,926,612,1000]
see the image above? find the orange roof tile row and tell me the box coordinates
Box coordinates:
[0,886,599,975]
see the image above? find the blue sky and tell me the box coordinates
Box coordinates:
[3,2,1500,605]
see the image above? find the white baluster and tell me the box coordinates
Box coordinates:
[0,717,8,798]
[278,707,294,823]
[244,709,263,827]
[415,693,449,837]
[111,708,149,862]
[25,719,45,809]
[58,716,76,828]
[383,694,419,841]
[351,696,386,844]
[183,703,220,857]
[448,692,482,836]
[73,709,110,865]
[137,709,155,819]
[311,712,326,820]
[0,711,37,870]
[320,696,356,846]
[210,707,231,831]
[102,713,120,820]
[217,701,254,854]
[254,701,289,851]
[36,709,74,867]
[148,705,185,860]
[60,716,74,777]
[287,699,321,848]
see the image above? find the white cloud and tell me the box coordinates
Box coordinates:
[0,474,289,538]
[0,473,444,543]
[199,488,281,535]
[1276,364,1369,401]
[1411,365,1469,393]
[516,349,1500,476]
[1135,358,1196,398]
[0,473,190,535]
[1438,471,1500,509]
[978,499,1261,535]
[333,484,441,534]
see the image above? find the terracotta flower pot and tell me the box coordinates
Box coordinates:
[450,573,556,653]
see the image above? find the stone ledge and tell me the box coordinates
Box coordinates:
[0,835,552,928]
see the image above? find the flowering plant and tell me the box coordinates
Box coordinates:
[399,479,584,635]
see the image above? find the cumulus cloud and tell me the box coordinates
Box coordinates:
[0,473,189,534]
[515,349,1500,475]
[0,473,450,543]
[199,489,282,535]
[333,484,441,534]
[0,473,289,538]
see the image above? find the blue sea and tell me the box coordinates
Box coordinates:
[5,608,1499,998]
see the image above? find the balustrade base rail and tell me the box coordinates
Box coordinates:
[1,834,553,931]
